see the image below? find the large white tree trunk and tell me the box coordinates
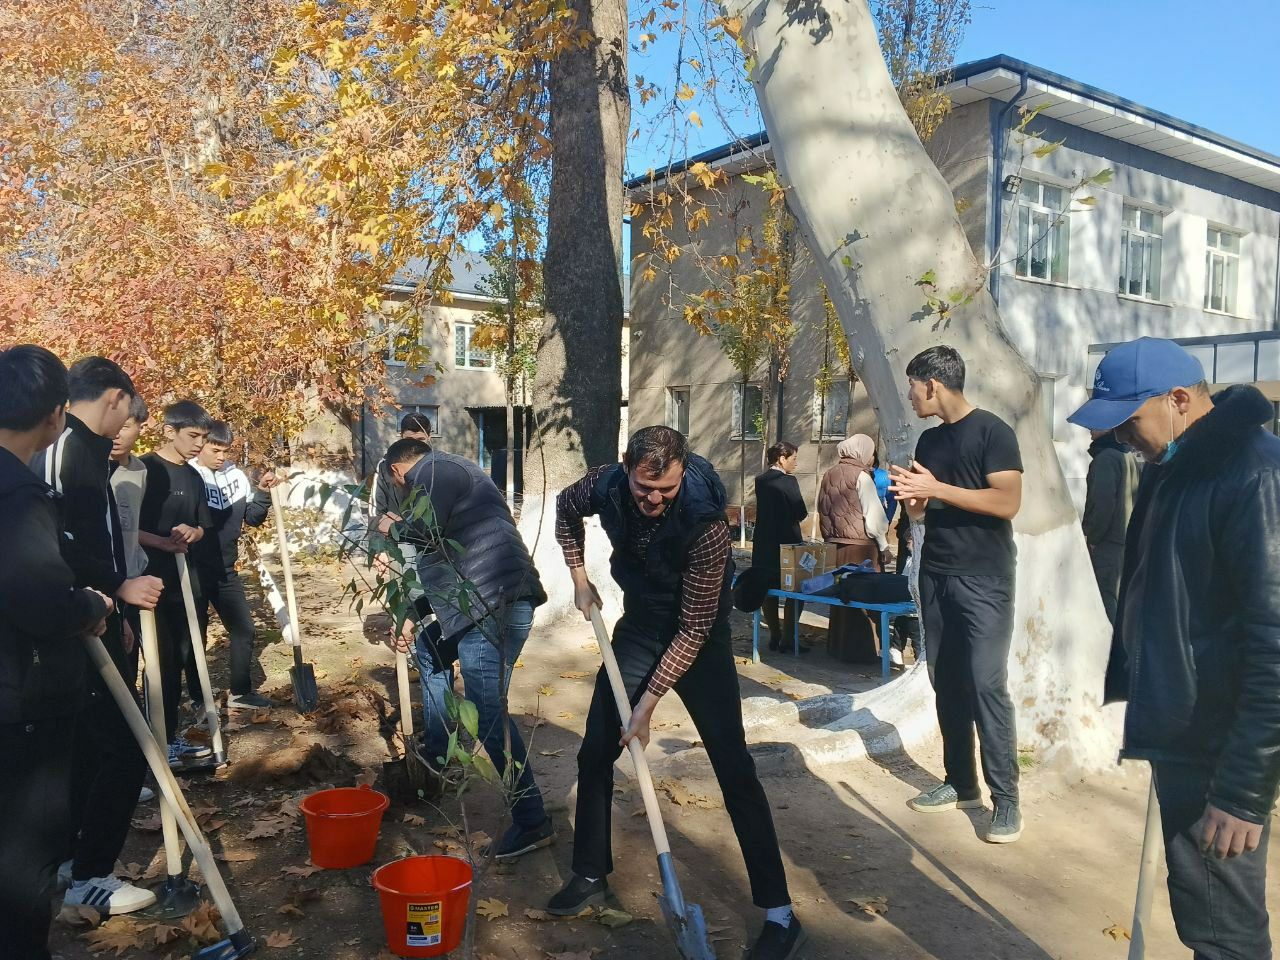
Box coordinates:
[725,0,1121,770]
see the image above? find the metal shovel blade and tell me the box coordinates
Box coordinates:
[290,651,319,713]
[141,875,202,920]
[193,929,256,960]
[658,895,717,960]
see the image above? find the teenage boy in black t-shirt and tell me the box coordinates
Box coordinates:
[890,346,1025,844]
[139,400,213,767]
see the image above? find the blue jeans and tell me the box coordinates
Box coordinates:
[414,601,546,830]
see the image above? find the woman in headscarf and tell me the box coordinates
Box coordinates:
[818,434,891,657]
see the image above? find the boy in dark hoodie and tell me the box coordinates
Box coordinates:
[31,357,164,916]
[190,420,278,710]
[0,345,112,959]
[138,400,213,767]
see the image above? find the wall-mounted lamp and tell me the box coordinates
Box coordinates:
[1002,174,1024,195]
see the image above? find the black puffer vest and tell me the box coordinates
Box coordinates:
[406,453,546,645]
[591,455,735,624]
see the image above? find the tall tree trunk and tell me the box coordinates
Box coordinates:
[522,0,629,622]
[728,0,1118,770]
[739,373,748,547]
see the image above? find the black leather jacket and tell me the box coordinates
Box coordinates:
[1107,385,1280,824]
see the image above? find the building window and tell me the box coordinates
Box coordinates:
[731,383,764,440]
[384,325,418,367]
[454,322,493,369]
[399,404,438,437]
[1205,227,1242,315]
[666,387,690,436]
[1119,204,1163,301]
[812,379,851,441]
[1015,180,1070,284]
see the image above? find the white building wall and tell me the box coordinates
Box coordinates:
[993,121,1280,507]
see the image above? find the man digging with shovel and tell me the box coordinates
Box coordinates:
[549,426,802,960]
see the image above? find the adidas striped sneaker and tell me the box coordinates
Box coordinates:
[63,874,156,915]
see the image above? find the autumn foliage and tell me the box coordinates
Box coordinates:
[0,0,580,453]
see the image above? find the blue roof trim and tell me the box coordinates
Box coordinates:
[627,54,1280,190]
[949,55,1280,169]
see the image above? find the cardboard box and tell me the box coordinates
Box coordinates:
[779,542,838,591]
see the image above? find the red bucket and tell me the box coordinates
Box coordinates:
[299,785,389,869]
[371,856,473,958]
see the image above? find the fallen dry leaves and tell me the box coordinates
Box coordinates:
[848,895,889,917]
[265,929,299,948]
[280,862,321,878]
[656,778,722,809]
[181,902,222,943]
[1103,924,1132,941]
[476,897,509,921]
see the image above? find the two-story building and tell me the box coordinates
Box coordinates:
[628,54,1280,513]
[355,252,630,489]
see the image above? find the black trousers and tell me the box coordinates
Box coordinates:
[1089,542,1123,626]
[573,610,790,909]
[919,572,1019,805]
[68,625,146,880]
[1154,761,1273,960]
[153,597,191,741]
[0,718,75,960]
[196,567,257,696]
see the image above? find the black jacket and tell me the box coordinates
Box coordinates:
[751,468,806,572]
[0,448,109,723]
[1083,434,1140,549]
[1107,385,1280,824]
[592,455,734,622]
[372,456,405,530]
[30,413,128,597]
[403,452,545,645]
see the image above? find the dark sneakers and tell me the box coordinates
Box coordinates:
[494,817,555,862]
[986,801,1023,843]
[546,875,609,916]
[908,783,984,813]
[747,916,807,960]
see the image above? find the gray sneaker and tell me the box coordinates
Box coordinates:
[908,783,984,813]
[986,801,1023,843]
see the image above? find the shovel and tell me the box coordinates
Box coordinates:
[176,554,227,769]
[85,620,257,959]
[269,483,319,712]
[138,614,202,918]
[589,606,716,960]
[1128,769,1163,959]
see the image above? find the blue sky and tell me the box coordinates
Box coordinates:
[625,0,1280,175]
[955,0,1279,155]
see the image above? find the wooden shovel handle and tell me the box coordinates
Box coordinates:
[589,605,672,858]
[84,626,246,936]
[269,483,305,653]
[396,649,415,741]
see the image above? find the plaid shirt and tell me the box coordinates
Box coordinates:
[556,466,731,698]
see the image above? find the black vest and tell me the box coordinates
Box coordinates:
[407,453,546,644]
[590,455,735,624]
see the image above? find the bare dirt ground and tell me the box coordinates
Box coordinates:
[51,557,1279,960]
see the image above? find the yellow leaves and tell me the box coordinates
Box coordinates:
[688,111,702,129]
[686,207,711,233]
[476,898,509,921]
[686,162,720,191]
[676,83,697,102]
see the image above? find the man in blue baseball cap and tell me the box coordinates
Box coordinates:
[1070,336,1280,960]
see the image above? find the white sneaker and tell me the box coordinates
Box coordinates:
[138,785,156,803]
[56,859,73,890]
[889,647,904,667]
[64,875,157,915]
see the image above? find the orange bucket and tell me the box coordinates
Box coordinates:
[299,785,390,869]
[371,856,473,958]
